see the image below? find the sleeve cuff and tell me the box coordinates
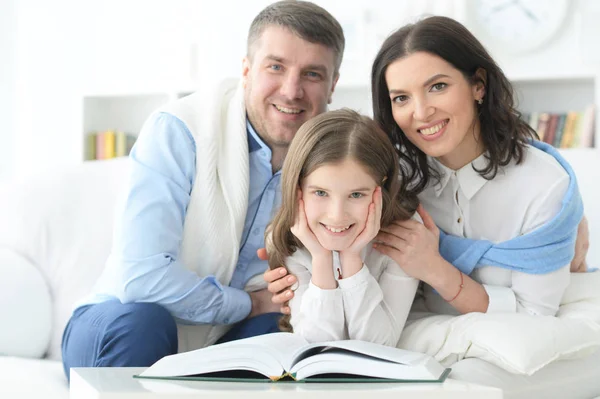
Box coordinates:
[214,285,252,324]
[337,264,371,290]
[306,280,343,300]
[483,284,517,313]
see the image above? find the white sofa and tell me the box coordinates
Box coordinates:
[0,150,599,399]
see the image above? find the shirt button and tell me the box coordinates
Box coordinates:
[457,217,462,223]
[223,318,230,324]
[253,228,260,235]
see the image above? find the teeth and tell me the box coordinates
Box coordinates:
[325,225,351,233]
[420,121,447,136]
[275,105,302,114]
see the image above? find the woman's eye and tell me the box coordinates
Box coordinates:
[350,192,363,199]
[431,82,447,91]
[392,95,408,103]
[315,190,327,197]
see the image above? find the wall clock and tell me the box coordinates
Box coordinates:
[467,0,570,54]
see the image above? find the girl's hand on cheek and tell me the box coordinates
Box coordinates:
[342,186,382,258]
[374,204,443,282]
[290,195,331,260]
[339,187,382,277]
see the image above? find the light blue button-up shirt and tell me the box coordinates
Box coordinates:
[90,112,281,325]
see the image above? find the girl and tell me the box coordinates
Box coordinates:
[370,16,584,316]
[266,108,419,346]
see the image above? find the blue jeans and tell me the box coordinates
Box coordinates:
[61,299,281,382]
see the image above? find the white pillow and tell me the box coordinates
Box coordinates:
[0,249,52,358]
[399,271,600,375]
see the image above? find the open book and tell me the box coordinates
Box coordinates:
[136,332,450,383]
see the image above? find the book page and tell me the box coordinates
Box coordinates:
[140,332,308,378]
[289,340,446,381]
[293,339,429,367]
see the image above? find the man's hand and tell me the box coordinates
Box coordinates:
[259,248,296,314]
[248,288,281,319]
[571,216,589,273]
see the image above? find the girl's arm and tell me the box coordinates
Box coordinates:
[286,250,346,343]
[338,251,419,346]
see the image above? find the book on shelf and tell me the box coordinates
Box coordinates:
[84,130,138,161]
[135,332,450,384]
[525,105,596,149]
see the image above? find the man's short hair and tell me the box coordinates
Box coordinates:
[247,0,345,75]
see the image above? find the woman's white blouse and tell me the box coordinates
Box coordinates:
[287,245,419,345]
[418,144,571,316]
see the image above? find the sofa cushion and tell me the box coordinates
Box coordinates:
[0,158,130,361]
[0,249,52,358]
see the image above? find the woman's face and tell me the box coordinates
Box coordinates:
[384,51,485,170]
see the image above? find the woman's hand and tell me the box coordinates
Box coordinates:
[374,204,443,284]
[571,216,589,273]
[339,187,382,277]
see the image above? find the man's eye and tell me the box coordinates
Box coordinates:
[306,71,320,79]
[270,65,282,71]
[350,192,363,199]
[315,190,327,197]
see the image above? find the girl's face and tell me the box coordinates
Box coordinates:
[385,51,485,170]
[301,158,377,251]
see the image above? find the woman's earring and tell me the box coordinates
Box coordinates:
[478,98,484,105]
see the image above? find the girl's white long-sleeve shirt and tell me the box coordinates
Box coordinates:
[287,245,419,346]
[418,144,571,317]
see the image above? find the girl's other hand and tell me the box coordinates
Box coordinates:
[341,186,382,258]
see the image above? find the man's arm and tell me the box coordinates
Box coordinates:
[110,112,251,324]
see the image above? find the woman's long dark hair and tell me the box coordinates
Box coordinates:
[372,16,538,197]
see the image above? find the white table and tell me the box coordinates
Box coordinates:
[70,367,503,398]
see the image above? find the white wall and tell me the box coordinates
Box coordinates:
[6,0,600,177]
[0,0,16,179]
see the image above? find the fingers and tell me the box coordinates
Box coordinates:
[256,248,268,261]
[264,267,287,283]
[373,242,400,259]
[271,289,294,305]
[417,204,438,232]
[280,305,291,315]
[267,273,297,294]
[376,230,407,251]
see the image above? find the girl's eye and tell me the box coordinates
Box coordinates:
[431,82,447,91]
[350,192,363,199]
[315,190,327,197]
[392,95,408,104]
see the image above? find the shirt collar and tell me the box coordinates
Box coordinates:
[429,152,489,200]
[246,120,263,153]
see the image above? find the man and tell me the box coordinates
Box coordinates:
[61,0,344,380]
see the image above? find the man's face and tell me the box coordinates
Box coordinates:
[243,25,338,153]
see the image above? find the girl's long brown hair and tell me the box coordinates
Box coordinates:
[266,108,415,331]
